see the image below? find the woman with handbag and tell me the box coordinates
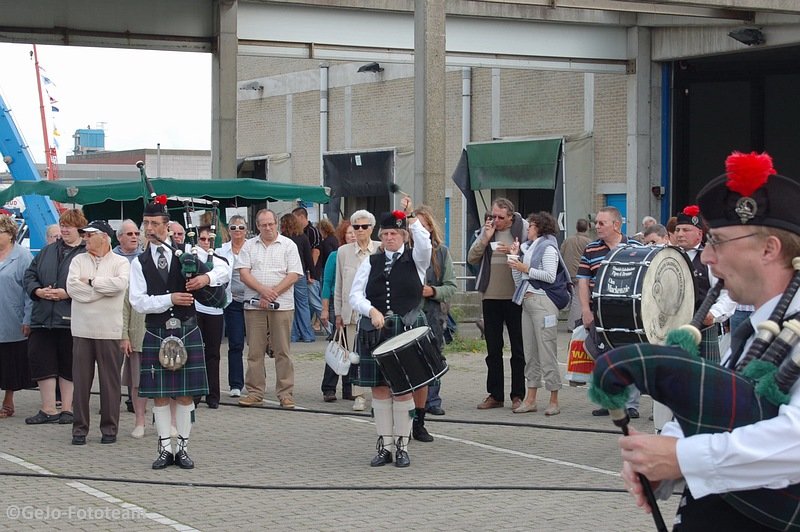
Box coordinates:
[509,211,563,416]
[319,221,356,402]
[410,205,457,441]
[334,210,381,411]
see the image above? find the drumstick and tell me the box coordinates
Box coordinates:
[609,408,669,532]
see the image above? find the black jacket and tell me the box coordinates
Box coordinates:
[24,239,86,328]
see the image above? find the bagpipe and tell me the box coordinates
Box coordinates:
[589,259,800,531]
[137,161,228,308]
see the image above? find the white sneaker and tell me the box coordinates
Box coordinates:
[131,425,145,439]
[352,396,367,411]
[229,388,241,398]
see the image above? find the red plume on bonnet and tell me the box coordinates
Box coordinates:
[725,151,776,197]
[682,205,700,217]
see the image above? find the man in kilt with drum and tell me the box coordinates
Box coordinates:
[130,200,229,470]
[673,205,736,363]
[349,196,431,467]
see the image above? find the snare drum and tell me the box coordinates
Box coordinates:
[372,326,449,395]
[593,245,694,349]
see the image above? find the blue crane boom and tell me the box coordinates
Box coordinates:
[0,93,59,251]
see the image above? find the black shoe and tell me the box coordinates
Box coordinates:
[323,392,336,403]
[126,399,135,413]
[58,411,74,424]
[592,408,610,417]
[71,435,86,445]
[627,408,640,419]
[25,410,61,424]
[101,434,116,444]
[395,448,410,467]
[152,449,174,469]
[207,399,219,409]
[174,449,195,469]
[370,448,393,467]
[426,406,445,416]
[193,396,202,408]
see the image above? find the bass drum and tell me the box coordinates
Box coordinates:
[594,245,694,349]
[372,326,448,396]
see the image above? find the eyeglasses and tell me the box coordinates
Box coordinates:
[229,224,246,231]
[353,224,372,230]
[706,232,759,249]
[198,237,212,242]
[124,231,140,237]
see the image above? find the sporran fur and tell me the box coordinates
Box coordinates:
[159,335,189,370]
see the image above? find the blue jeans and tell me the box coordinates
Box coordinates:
[307,278,330,335]
[291,276,316,342]
[426,383,442,409]
[223,300,245,390]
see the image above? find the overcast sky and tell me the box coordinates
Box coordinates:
[0,43,211,172]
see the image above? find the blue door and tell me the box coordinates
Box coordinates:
[605,194,627,235]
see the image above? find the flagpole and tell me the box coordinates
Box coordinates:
[32,44,59,181]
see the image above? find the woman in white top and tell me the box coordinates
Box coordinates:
[217,215,248,397]
[509,211,563,416]
[194,226,232,409]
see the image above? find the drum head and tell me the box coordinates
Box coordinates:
[372,326,432,355]
[640,246,695,345]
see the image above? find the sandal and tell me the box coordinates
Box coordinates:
[0,405,14,418]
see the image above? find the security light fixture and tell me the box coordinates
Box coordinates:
[357,62,384,73]
[728,27,765,46]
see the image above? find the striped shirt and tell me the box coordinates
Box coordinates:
[575,235,635,288]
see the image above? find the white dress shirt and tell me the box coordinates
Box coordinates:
[666,292,800,499]
[129,240,229,315]
[349,221,431,318]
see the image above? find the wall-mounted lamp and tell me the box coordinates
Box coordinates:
[651,185,665,200]
[728,27,765,46]
[357,62,384,73]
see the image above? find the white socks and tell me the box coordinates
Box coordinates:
[175,403,193,452]
[153,405,172,452]
[392,398,414,444]
[372,398,395,452]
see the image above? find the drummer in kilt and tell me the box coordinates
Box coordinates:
[349,196,431,467]
[130,200,229,470]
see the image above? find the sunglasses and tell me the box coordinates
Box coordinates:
[124,231,140,237]
[353,224,372,230]
[492,215,507,220]
[229,224,246,231]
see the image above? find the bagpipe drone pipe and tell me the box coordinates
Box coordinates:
[137,162,228,308]
[589,263,800,531]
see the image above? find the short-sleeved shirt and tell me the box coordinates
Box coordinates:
[575,235,634,288]
[236,234,303,311]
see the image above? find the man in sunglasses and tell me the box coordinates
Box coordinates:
[113,219,143,262]
[467,198,528,411]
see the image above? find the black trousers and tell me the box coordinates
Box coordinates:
[197,312,224,403]
[482,298,525,401]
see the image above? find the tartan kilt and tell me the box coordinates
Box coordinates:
[352,312,427,388]
[139,325,208,398]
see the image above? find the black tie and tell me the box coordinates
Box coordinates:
[385,252,399,273]
[156,246,169,284]
[727,319,755,369]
